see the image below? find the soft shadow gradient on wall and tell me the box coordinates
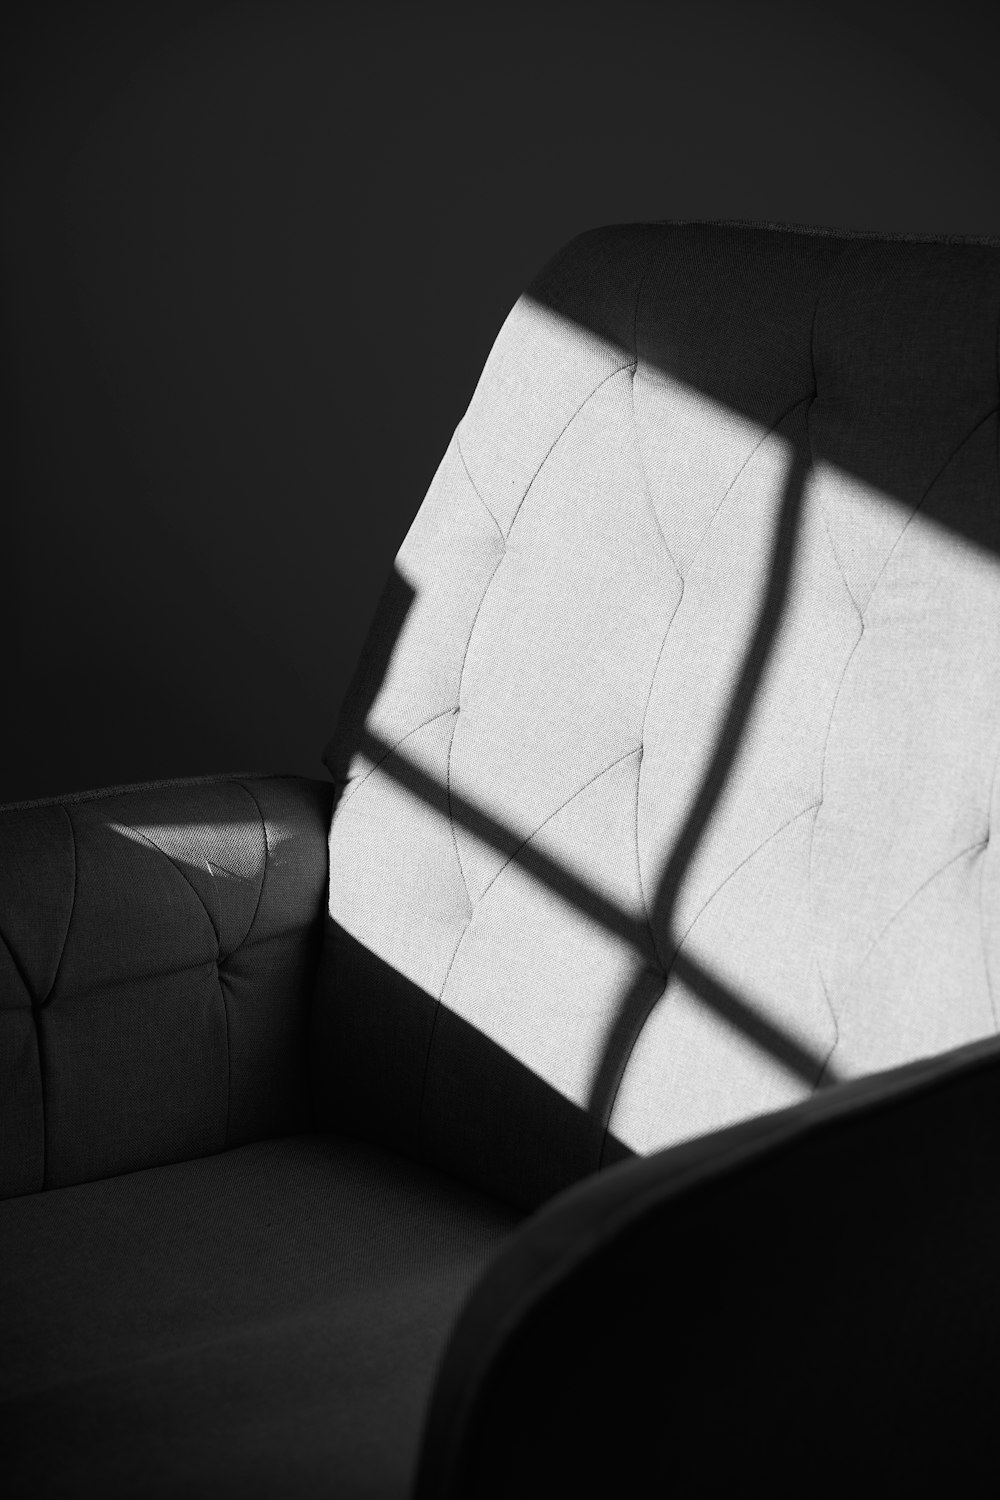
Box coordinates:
[4,0,1000,801]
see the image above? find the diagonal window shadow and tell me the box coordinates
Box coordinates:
[356,718,838,1086]
[355,706,838,1106]
[331,226,1000,1168]
[587,428,826,1144]
[341,420,837,1132]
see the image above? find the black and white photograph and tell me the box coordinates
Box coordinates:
[3,2,1000,1494]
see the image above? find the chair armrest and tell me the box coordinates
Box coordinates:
[417,1032,1000,1497]
[0,773,334,1198]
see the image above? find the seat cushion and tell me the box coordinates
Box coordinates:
[0,1134,520,1499]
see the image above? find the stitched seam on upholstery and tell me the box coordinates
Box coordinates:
[448,554,508,723]
[60,956,220,1000]
[856,839,989,982]
[0,771,274,815]
[632,734,657,968]
[630,395,814,981]
[810,276,861,626]
[681,394,815,582]
[445,535,511,901]
[446,245,661,894]
[495,230,663,545]
[502,361,635,542]
[599,233,829,1149]
[671,801,822,958]
[38,806,76,1184]
[808,800,842,1078]
[472,745,644,907]
[340,706,462,805]
[420,241,661,1147]
[445,710,474,914]
[609,247,851,1128]
[454,430,506,543]
[808,406,1000,1041]
[113,824,222,944]
[817,500,864,625]
[806,632,864,1040]
[414,751,646,1146]
[798,242,863,1058]
[42,807,77,1007]
[2,926,44,1188]
[233,780,269,951]
[225,780,274,1147]
[860,404,1000,618]
[33,984,47,1189]
[433,747,649,1057]
[417,909,475,1155]
[627,307,815,976]
[813,959,840,1085]
[600,393,823,1143]
[632,625,674,972]
[629,368,684,580]
[416,533,510,1143]
[420,842,506,1149]
[816,837,991,1091]
[629,241,683,576]
[216,967,232,1147]
[0,930,33,1004]
[804,247,864,627]
[805,433,860,1050]
[599,243,839,1146]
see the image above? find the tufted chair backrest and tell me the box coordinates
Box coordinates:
[315,222,1000,1210]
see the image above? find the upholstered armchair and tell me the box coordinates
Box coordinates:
[4,221,1000,1497]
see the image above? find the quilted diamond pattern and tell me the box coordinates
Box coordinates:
[320,222,1000,1209]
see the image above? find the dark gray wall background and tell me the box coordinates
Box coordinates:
[4,0,999,803]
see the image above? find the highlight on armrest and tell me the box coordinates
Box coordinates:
[0,773,334,1198]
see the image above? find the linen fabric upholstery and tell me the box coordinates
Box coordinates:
[0,1133,519,1499]
[0,774,333,1197]
[316,222,1000,1210]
